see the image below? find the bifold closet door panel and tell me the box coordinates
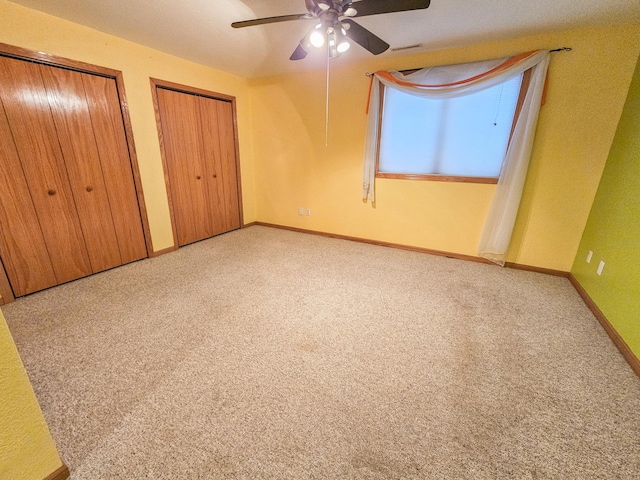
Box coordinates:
[40,64,122,273]
[0,55,92,284]
[156,88,213,246]
[213,100,241,232]
[197,95,228,237]
[82,74,147,264]
[0,101,57,296]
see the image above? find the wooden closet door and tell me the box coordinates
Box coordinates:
[0,100,57,296]
[40,64,122,273]
[82,74,147,264]
[213,100,241,232]
[156,88,213,246]
[0,55,92,285]
[198,96,229,237]
[0,53,148,298]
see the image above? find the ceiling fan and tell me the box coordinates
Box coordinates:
[231,0,431,60]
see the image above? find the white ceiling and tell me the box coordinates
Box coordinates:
[9,0,640,78]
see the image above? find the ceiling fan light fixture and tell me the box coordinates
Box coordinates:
[325,24,350,57]
[232,0,432,61]
[343,7,357,17]
[337,41,350,53]
[336,27,350,53]
[309,24,325,48]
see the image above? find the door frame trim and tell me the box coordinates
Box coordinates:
[150,78,244,249]
[0,42,153,302]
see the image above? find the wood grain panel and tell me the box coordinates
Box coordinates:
[0,100,56,296]
[0,258,15,305]
[214,100,241,231]
[156,88,212,246]
[0,42,121,78]
[197,95,227,237]
[40,64,122,273]
[151,79,242,247]
[43,463,70,480]
[82,74,147,263]
[0,55,92,284]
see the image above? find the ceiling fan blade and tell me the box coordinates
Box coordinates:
[290,43,309,61]
[350,0,430,17]
[342,19,389,55]
[231,13,311,29]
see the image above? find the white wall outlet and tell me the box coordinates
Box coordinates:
[597,260,605,276]
[586,251,593,263]
[298,207,304,215]
[306,209,311,216]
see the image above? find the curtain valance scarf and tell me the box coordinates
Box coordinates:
[362,50,551,266]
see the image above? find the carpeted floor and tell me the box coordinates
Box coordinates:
[4,226,640,479]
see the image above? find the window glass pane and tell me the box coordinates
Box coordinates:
[378,73,523,178]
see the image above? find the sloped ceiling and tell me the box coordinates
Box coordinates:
[9,0,640,78]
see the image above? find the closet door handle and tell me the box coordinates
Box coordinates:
[212,173,217,178]
[47,189,56,196]
[86,186,94,192]
[196,175,202,180]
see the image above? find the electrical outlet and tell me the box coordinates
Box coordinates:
[586,251,593,263]
[306,209,311,216]
[298,207,304,215]
[597,260,605,276]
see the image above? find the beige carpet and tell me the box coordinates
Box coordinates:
[4,226,640,479]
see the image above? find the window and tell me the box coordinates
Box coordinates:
[377,72,525,183]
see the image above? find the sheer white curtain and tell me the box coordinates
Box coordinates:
[362,50,551,265]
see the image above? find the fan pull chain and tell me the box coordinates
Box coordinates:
[325,42,330,147]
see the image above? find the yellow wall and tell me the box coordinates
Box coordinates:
[0,309,63,480]
[1,0,637,269]
[0,3,638,476]
[249,24,640,271]
[0,0,256,252]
